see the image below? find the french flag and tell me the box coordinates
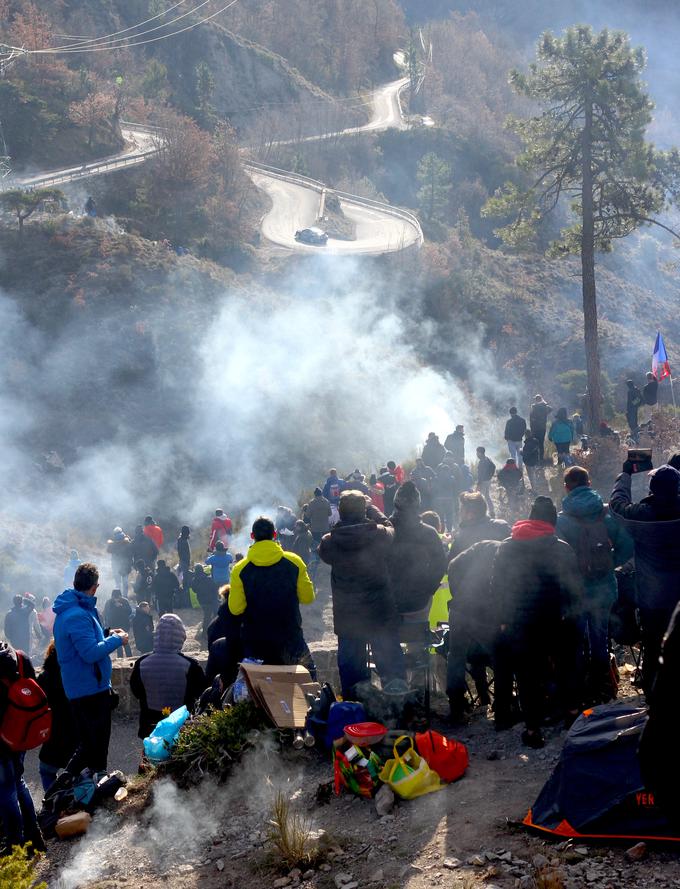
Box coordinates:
[652,331,671,380]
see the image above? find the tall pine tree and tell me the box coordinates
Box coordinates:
[483,26,680,429]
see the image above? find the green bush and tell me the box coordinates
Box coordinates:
[167,701,270,784]
[0,845,46,889]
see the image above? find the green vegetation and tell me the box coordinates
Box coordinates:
[0,188,64,237]
[417,152,452,222]
[268,792,321,870]
[168,702,270,784]
[483,25,680,426]
[0,845,46,889]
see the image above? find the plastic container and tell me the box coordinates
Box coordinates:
[344,722,388,747]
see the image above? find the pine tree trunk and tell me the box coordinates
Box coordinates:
[581,96,603,432]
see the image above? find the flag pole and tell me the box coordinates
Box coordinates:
[670,373,678,414]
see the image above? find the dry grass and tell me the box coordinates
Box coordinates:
[267,791,320,870]
[535,864,567,889]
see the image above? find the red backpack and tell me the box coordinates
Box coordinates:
[0,652,52,752]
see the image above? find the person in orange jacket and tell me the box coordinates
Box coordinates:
[143,516,164,550]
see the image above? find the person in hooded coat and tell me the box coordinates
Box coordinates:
[529,395,552,461]
[103,590,133,657]
[130,614,205,739]
[609,461,680,694]
[421,433,446,470]
[106,528,133,596]
[176,525,192,607]
[450,492,510,558]
[319,491,405,697]
[132,602,154,654]
[491,497,583,748]
[556,466,633,701]
[132,525,158,569]
[386,481,447,616]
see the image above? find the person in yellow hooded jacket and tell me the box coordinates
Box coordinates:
[228,516,316,675]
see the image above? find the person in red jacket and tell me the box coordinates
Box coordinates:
[143,516,164,550]
[209,509,233,552]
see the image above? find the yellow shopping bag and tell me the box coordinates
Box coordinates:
[378,735,443,800]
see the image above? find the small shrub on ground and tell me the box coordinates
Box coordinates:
[267,791,321,870]
[166,701,270,785]
[0,845,46,889]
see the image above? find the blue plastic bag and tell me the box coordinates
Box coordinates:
[325,701,366,748]
[143,705,190,762]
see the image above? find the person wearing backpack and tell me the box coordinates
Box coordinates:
[36,642,78,792]
[53,563,128,780]
[0,642,46,851]
[556,466,633,703]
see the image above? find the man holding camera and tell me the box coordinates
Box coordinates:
[53,563,128,779]
[609,458,680,694]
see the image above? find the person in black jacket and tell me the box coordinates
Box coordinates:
[432,462,458,532]
[446,540,503,722]
[132,525,158,569]
[132,602,154,654]
[504,407,527,468]
[133,559,154,604]
[641,371,659,422]
[411,458,435,510]
[106,528,133,597]
[130,614,205,738]
[609,462,680,693]
[490,496,582,747]
[192,565,219,642]
[319,491,405,697]
[421,432,446,470]
[176,525,191,608]
[151,561,179,616]
[37,642,78,792]
[475,446,496,518]
[4,596,30,653]
[444,426,465,466]
[450,492,510,558]
[0,643,44,850]
[386,481,447,616]
[529,395,552,461]
[103,590,133,657]
[522,431,542,493]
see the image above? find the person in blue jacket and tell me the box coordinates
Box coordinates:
[206,541,234,588]
[53,563,128,779]
[556,466,633,702]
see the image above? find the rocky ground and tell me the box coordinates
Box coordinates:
[29,576,680,889]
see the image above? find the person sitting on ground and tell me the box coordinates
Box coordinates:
[291,520,314,565]
[192,564,219,642]
[447,540,504,723]
[130,614,205,739]
[132,525,158,569]
[151,560,179,616]
[556,466,633,703]
[229,517,316,673]
[609,461,680,694]
[491,497,583,748]
[208,509,232,552]
[0,641,45,850]
[386,481,447,617]
[206,589,243,688]
[132,601,154,654]
[206,541,234,588]
[143,515,164,551]
[450,492,510,558]
[319,491,405,698]
[36,642,78,792]
[103,590,133,658]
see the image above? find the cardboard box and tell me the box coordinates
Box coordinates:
[239,663,320,729]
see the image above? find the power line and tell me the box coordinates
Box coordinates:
[50,0,189,47]
[41,0,215,53]
[24,0,241,56]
